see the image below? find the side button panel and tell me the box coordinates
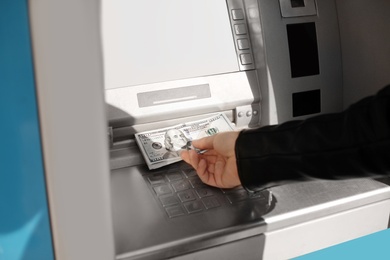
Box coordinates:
[226,0,255,70]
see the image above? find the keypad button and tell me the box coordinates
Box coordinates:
[184,201,204,213]
[166,206,186,218]
[182,168,197,178]
[166,172,183,181]
[153,184,172,196]
[221,185,245,194]
[202,197,221,209]
[196,188,214,198]
[172,180,191,192]
[159,195,179,207]
[177,190,196,202]
[189,178,207,189]
[148,174,166,185]
[226,190,250,203]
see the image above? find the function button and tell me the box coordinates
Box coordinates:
[196,188,214,198]
[240,53,253,65]
[202,197,221,209]
[177,190,196,202]
[231,9,244,20]
[153,184,172,196]
[172,180,191,192]
[159,195,179,207]
[166,205,186,218]
[148,174,166,185]
[234,24,247,35]
[166,171,183,181]
[184,201,204,213]
[237,38,250,50]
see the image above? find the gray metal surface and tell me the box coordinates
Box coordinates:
[257,0,343,125]
[263,178,390,230]
[110,161,390,260]
[111,163,272,260]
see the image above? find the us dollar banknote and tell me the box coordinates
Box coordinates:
[135,113,235,169]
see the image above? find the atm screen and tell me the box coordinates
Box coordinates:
[102,0,240,89]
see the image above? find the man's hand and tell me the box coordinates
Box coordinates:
[181,131,241,189]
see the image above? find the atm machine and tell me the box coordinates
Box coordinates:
[28,0,390,259]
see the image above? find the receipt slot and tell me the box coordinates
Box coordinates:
[279,0,317,17]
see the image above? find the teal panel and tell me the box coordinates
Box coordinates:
[294,228,390,259]
[0,0,54,259]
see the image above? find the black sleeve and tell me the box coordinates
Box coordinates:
[235,85,390,192]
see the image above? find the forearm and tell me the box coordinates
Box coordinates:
[235,85,390,192]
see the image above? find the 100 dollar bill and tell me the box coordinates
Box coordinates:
[135,113,235,169]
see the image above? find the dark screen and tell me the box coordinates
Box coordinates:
[293,89,321,117]
[287,22,320,78]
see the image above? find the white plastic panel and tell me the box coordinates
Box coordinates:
[29,0,115,259]
[102,0,240,89]
[263,199,390,259]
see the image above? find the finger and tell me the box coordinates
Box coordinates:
[200,154,218,164]
[192,135,216,150]
[188,150,200,170]
[207,163,215,174]
[197,159,216,187]
[214,160,225,184]
[197,158,208,178]
[180,150,190,164]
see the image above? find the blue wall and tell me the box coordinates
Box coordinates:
[0,1,54,259]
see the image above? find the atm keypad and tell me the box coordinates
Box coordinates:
[145,163,266,218]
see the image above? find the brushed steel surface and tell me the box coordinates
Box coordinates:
[111,163,273,260]
[111,162,390,259]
